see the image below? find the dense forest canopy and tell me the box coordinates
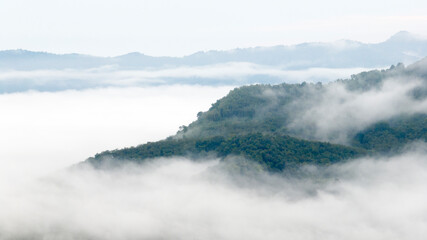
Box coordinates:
[88,58,427,171]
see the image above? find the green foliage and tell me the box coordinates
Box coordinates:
[184,82,320,138]
[89,133,365,171]
[341,63,406,91]
[352,114,427,152]
[204,85,268,121]
[88,61,427,172]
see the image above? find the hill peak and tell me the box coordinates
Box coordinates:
[387,31,417,42]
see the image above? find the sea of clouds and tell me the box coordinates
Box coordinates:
[0,64,426,239]
[0,85,232,184]
[0,63,372,93]
[1,145,427,240]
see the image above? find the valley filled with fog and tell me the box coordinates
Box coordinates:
[0,61,383,182]
[1,62,426,239]
[1,145,427,239]
[2,0,427,238]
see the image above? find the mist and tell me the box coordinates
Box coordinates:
[0,65,381,186]
[0,85,232,184]
[285,76,427,143]
[1,64,426,239]
[0,64,373,93]
[1,144,426,240]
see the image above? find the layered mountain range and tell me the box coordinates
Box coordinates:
[1,31,426,70]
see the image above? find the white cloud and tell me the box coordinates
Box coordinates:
[0,64,425,239]
[0,64,374,92]
[1,145,427,239]
[287,77,427,143]
[0,86,232,184]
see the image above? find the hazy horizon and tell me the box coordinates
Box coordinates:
[1,30,426,57]
[1,0,427,56]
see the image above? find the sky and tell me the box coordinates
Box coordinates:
[1,0,427,56]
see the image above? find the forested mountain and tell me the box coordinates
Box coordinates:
[87,57,427,171]
[1,31,426,70]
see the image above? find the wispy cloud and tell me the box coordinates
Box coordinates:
[285,77,427,143]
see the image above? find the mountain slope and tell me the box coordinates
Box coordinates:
[87,58,427,171]
[88,133,365,171]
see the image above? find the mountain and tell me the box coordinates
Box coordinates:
[86,58,427,171]
[1,31,427,70]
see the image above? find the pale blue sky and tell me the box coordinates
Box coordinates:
[1,0,426,56]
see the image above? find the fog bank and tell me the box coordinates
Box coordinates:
[0,64,372,93]
[0,86,232,184]
[1,144,427,240]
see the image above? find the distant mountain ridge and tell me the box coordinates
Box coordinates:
[1,31,427,70]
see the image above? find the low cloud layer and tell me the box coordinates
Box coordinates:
[1,144,426,240]
[0,86,232,184]
[1,64,426,239]
[0,64,372,93]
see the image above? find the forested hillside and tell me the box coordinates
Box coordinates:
[87,58,427,171]
[89,133,365,171]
